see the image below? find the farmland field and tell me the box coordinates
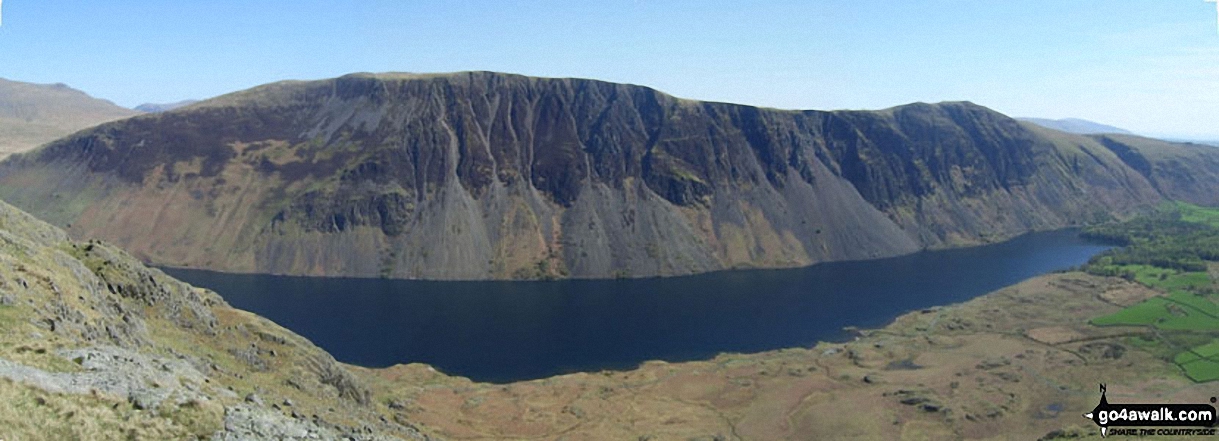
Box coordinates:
[1086,202,1219,382]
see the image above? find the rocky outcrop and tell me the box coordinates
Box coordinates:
[0,346,217,411]
[0,199,430,440]
[0,72,1211,280]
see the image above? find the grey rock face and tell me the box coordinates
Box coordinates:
[213,404,427,441]
[0,346,212,411]
[0,198,432,440]
[0,72,1213,280]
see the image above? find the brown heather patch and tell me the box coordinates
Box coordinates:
[351,273,1203,440]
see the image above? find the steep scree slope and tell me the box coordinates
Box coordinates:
[0,72,1206,279]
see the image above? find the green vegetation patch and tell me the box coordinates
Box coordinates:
[1175,351,1202,365]
[1173,339,1219,382]
[0,303,21,327]
[1165,272,1214,291]
[1091,298,1174,327]
[1180,359,1219,382]
[1089,264,1210,291]
[1152,300,1219,331]
[1177,201,1219,228]
[1089,296,1219,330]
[1084,201,1219,382]
[1187,340,1219,359]
[1167,291,1219,316]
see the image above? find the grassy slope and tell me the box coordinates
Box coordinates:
[0,199,429,440]
[1092,135,1219,206]
[0,79,140,158]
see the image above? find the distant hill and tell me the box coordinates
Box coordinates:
[1163,138,1219,148]
[134,99,200,113]
[1018,117,1134,135]
[0,79,141,158]
[2,72,1216,280]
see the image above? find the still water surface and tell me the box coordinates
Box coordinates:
[164,229,1108,383]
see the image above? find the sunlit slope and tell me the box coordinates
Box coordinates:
[0,72,1209,280]
[1018,117,1133,135]
[0,79,140,158]
[1089,134,1219,206]
[0,198,428,439]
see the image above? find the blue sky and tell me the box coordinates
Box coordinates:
[0,0,1216,138]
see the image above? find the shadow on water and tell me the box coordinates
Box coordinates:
[164,228,1109,383]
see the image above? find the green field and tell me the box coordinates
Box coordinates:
[1092,298,1177,327]
[1089,264,1210,292]
[1173,338,1219,382]
[1085,202,1219,382]
[1167,291,1219,316]
[1177,201,1219,228]
[1175,351,1202,365]
[1180,359,1219,382]
[1091,295,1219,330]
[1189,340,1219,358]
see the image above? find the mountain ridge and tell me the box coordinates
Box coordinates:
[0,78,141,159]
[0,71,1215,280]
[0,157,1182,440]
[1017,117,1134,135]
[134,99,201,113]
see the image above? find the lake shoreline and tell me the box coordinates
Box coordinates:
[358,270,1190,439]
[154,226,1091,283]
[164,228,1109,383]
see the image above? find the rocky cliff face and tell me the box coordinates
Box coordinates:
[0,72,1210,280]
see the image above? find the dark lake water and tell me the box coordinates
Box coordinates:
[163,229,1108,383]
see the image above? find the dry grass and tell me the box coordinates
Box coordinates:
[0,378,207,441]
[357,273,1205,440]
[0,199,415,439]
[0,79,139,158]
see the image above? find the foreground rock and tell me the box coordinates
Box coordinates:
[0,199,429,440]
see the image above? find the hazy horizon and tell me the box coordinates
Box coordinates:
[1,1,1217,139]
